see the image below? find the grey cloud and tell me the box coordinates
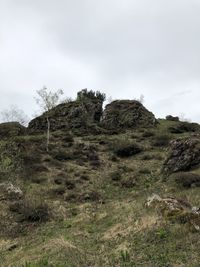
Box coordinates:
[0,0,200,122]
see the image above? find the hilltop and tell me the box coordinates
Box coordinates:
[0,90,200,267]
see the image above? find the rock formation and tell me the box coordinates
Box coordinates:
[147,194,200,231]
[163,137,200,173]
[28,92,104,135]
[101,100,156,130]
[29,95,156,135]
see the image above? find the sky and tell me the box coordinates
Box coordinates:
[1,0,200,122]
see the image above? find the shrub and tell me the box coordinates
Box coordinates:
[142,131,155,138]
[111,139,142,158]
[166,115,179,122]
[64,191,101,203]
[139,167,151,174]
[50,186,66,197]
[62,133,74,143]
[120,177,137,188]
[110,170,122,181]
[53,150,73,161]
[13,196,50,222]
[173,172,200,188]
[168,122,200,134]
[28,164,48,173]
[141,153,154,160]
[77,89,106,103]
[31,176,47,184]
[152,133,171,147]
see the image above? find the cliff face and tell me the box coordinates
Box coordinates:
[101,100,156,130]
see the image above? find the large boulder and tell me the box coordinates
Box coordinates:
[28,98,104,135]
[0,122,26,138]
[163,137,200,173]
[101,100,156,130]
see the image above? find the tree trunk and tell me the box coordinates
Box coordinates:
[46,116,50,152]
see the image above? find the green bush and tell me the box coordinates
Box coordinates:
[77,88,106,103]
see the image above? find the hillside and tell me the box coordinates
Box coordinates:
[1,94,200,267]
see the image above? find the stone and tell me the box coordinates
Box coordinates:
[163,137,200,173]
[0,182,23,201]
[28,96,104,135]
[101,100,156,130]
[147,194,200,231]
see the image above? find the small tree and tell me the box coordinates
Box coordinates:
[35,86,64,152]
[0,105,29,126]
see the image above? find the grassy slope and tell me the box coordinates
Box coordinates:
[0,120,200,267]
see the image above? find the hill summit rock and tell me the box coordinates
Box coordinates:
[28,91,156,135]
[101,100,156,130]
[28,90,105,135]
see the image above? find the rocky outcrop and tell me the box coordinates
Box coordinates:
[29,97,157,135]
[147,194,200,231]
[28,98,104,135]
[163,137,200,173]
[101,100,156,130]
[0,183,23,201]
[0,122,26,138]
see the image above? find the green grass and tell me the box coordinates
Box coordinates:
[0,120,200,266]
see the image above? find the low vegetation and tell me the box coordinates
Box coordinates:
[1,96,200,266]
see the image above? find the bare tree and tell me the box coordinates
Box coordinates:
[0,105,29,126]
[35,86,64,152]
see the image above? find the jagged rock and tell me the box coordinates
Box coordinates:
[163,137,200,173]
[101,100,156,130]
[147,194,200,231]
[28,98,104,135]
[0,122,26,138]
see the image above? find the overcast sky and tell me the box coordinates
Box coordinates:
[1,0,200,122]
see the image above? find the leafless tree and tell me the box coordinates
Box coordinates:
[0,105,29,126]
[35,86,64,152]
